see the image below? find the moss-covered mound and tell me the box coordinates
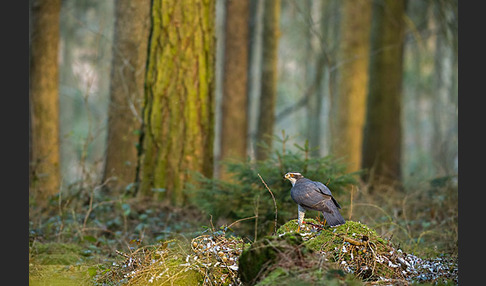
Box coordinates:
[276,219,458,284]
[95,233,246,285]
[238,232,360,285]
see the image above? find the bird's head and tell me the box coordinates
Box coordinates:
[284,172,303,186]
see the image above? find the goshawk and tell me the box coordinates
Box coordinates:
[284,172,345,231]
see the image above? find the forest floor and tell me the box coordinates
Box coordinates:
[29,175,458,285]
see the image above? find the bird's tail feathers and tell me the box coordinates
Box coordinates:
[322,204,345,226]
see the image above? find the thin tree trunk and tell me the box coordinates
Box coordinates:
[103,0,151,192]
[255,0,281,161]
[301,0,320,157]
[247,0,264,159]
[30,0,62,202]
[137,0,215,206]
[362,0,406,186]
[332,0,372,173]
[219,0,250,179]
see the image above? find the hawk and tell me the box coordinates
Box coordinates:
[284,172,345,231]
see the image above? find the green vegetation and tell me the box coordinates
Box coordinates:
[29,241,100,285]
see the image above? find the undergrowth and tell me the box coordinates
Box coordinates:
[346,175,458,258]
[29,134,458,285]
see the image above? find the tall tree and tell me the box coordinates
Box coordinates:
[362,0,406,186]
[255,0,281,161]
[219,0,250,179]
[137,0,215,206]
[331,0,372,173]
[302,0,323,158]
[103,0,151,191]
[247,0,264,159]
[307,0,341,157]
[30,0,62,202]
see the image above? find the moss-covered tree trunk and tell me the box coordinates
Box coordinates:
[255,0,280,161]
[29,0,61,202]
[103,0,151,192]
[137,0,215,205]
[331,0,372,173]
[219,0,250,180]
[362,0,406,186]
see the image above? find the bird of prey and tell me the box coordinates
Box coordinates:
[284,172,345,231]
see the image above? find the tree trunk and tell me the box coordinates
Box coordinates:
[302,0,320,158]
[331,0,372,173]
[247,0,264,159]
[255,0,281,161]
[30,0,62,202]
[219,0,250,180]
[103,0,151,192]
[362,0,406,186]
[137,0,215,206]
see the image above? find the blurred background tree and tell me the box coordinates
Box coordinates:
[218,0,250,180]
[102,0,151,193]
[255,0,281,161]
[29,0,62,204]
[331,0,372,174]
[362,0,406,187]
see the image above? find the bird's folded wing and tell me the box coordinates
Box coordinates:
[313,181,332,196]
[313,181,341,209]
[292,181,332,211]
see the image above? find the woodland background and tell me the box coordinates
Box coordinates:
[29,0,458,284]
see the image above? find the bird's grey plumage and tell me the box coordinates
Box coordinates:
[284,172,345,228]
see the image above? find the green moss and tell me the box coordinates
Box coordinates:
[256,267,288,285]
[29,265,92,286]
[276,218,320,234]
[30,242,86,265]
[302,220,389,253]
[150,258,202,286]
[275,220,406,281]
[254,262,364,286]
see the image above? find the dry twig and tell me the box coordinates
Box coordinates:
[257,173,278,235]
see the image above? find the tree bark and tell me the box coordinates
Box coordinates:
[255,0,281,161]
[137,0,215,206]
[103,0,151,192]
[30,0,62,202]
[219,0,250,179]
[332,0,372,173]
[362,0,406,186]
